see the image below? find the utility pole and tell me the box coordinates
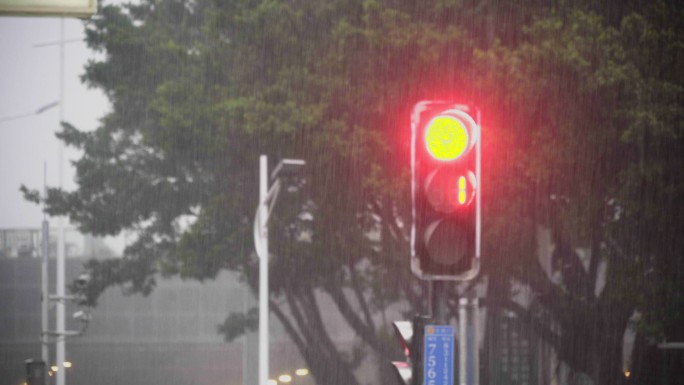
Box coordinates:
[41,164,50,369]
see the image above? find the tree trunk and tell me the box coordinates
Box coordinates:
[568,305,630,385]
[592,329,628,385]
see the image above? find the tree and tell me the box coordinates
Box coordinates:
[472,3,684,384]
[33,1,427,383]
[24,0,684,384]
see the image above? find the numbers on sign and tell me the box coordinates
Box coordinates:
[424,326,454,385]
[427,342,437,383]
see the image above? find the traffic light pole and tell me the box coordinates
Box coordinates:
[472,298,479,385]
[458,296,479,385]
[428,281,479,385]
[428,281,447,323]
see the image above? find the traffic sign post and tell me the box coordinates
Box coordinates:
[458,298,479,385]
[423,325,455,385]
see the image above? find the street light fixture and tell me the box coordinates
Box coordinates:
[0,101,59,123]
[253,155,305,385]
[295,368,309,376]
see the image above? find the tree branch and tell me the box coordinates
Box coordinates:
[280,291,361,385]
[347,261,375,330]
[482,296,562,351]
[325,281,396,358]
[269,298,306,353]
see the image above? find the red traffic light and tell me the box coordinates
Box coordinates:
[411,101,481,281]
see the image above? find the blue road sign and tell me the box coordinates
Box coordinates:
[423,325,455,385]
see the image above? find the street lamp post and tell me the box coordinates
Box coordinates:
[253,155,305,385]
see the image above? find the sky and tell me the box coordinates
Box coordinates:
[0,14,113,242]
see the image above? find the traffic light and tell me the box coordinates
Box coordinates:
[391,317,429,385]
[24,359,46,385]
[410,101,481,280]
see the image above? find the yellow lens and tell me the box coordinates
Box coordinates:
[458,176,467,204]
[424,115,469,161]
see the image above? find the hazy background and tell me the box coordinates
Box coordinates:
[0,14,114,244]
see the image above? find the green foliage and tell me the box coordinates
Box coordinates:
[217,307,258,342]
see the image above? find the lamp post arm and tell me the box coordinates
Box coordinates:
[254,207,267,260]
[265,179,281,221]
[0,101,59,123]
[253,178,282,260]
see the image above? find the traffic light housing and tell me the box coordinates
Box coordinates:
[25,359,46,385]
[410,101,481,280]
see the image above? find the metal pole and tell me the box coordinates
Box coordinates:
[56,17,66,385]
[458,298,467,385]
[472,298,479,385]
[427,281,434,318]
[243,285,248,385]
[431,281,447,323]
[258,155,269,385]
[41,163,50,371]
[41,219,49,366]
[458,296,479,385]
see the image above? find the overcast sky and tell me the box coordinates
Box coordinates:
[0,15,109,230]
